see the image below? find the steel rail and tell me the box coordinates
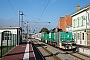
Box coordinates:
[32,39,90,60]
[41,41,85,60]
[32,39,62,60]
[76,52,90,58]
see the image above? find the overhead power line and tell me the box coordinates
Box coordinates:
[8,0,17,16]
[33,21,50,23]
[39,0,50,19]
[50,0,85,28]
[50,0,85,23]
[38,0,46,20]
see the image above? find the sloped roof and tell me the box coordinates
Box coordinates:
[57,15,72,31]
[71,4,90,17]
[0,27,20,30]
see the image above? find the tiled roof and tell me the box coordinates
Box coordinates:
[57,15,72,31]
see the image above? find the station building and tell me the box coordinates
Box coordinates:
[71,4,90,46]
[0,27,22,46]
[57,4,90,46]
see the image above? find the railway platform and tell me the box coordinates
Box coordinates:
[1,41,36,60]
[76,45,90,56]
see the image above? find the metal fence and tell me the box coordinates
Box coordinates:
[0,31,18,58]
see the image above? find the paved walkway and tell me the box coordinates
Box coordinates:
[1,41,36,60]
[76,45,90,56]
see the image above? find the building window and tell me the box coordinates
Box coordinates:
[82,16,85,26]
[82,16,83,26]
[82,15,85,20]
[73,19,75,28]
[78,33,80,40]
[3,32,11,40]
[74,33,76,40]
[82,33,84,40]
[78,17,79,27]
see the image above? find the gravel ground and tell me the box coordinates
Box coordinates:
[32,43,45,60]
[40,42,78,60]
[31,39,90,60]
[32,39,57,60]
[72,53,90,60]
[44,42,90,60]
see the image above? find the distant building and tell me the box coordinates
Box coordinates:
[71,4,90,46]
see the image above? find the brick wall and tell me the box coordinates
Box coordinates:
[80,32,82,44]
[87,31,90,46]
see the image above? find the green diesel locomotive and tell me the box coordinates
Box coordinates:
[41,32,76,50]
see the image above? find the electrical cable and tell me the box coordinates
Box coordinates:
[39,0,50,20]
[38,0,46,20]
[50,0,85,28]
[8,0,17,17]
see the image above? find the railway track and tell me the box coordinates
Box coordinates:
[69,52,90,60]
[46,42,90,60]
[31,42,45,60]
[30,39,62,60]
[30,39,90,60]
[53,47,85,60]
[69,53,85,60]
[76,52,90,58]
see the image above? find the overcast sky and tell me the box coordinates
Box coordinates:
[0,0,90,33]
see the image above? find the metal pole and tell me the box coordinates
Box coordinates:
[18,10,20,27]
[18,10,24,44]
[27,24,28,40]
[18,28,19,45]
[22,14,23,40]
[18,10,20,45]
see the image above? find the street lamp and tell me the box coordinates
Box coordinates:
[18,10,24,41]
[18,10,24,27]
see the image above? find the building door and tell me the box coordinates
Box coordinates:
[82,33,85,45]
[77,33,80,44]
[74,33,76,43]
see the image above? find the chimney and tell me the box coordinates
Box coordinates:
[76,5,80,11]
